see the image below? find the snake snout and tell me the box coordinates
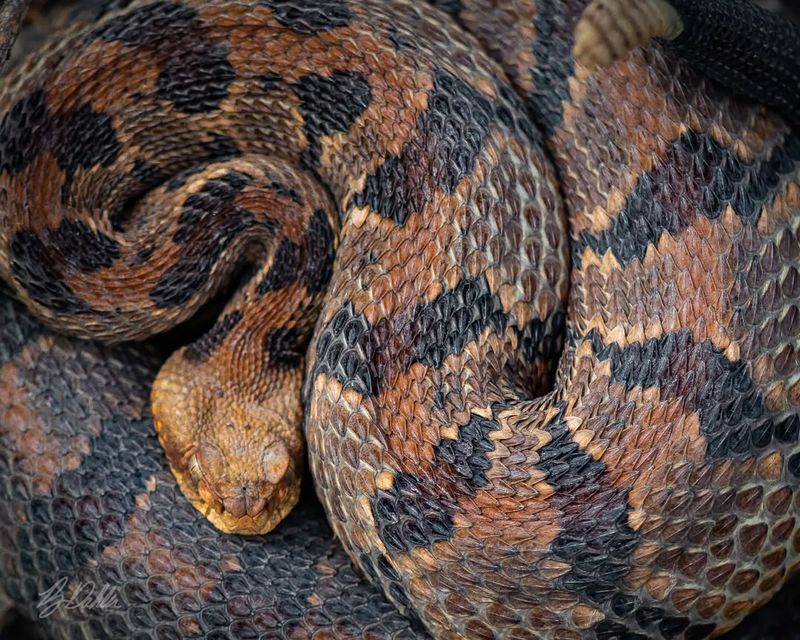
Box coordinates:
[222,495,247,519]
[189,436,296,531]
[221,489,270,519]
[153,351,305,534]
[246,495,268,517]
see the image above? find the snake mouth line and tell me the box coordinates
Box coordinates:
[168,434,302,535]
[197,480,302,536]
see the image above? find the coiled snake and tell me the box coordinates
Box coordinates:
[1,0,800,638]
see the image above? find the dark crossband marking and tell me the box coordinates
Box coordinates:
[256,239,301,294]
[8,220,121,315]
[529,410,711,639]
[92,1,196,46]
[588,329,790,459]
[268,181,303,205]
[9,230,90,314]
[496,84,540,144]
[94,1,235,114]
[150,171,264,308]
[535,410,639,605]
[349,70,495,225]
[166,165,212,193]
[254,209,334,296]
[261,73,283,92]
[18,416,157,584]
[260,0,353,36]
[370,414,498,553]
[173,170,253,245]
[292,70,372,169]
[304,208,335,294]
[0,296,42,365]
[264,326,303,369]
[155,47,234,114]
[132,247,154,266]
[517,309,566,382]
[0,89,120,192]
[201,134,241,162]
[428,0,463,16]
[50,220,120,273]
[789,452,800,479]
[313,274,513,397]
[376,553,421,621]
[594,616,716,640]
[184,310,244,363]
[574,129,800,268]
[530,0,579,139]
[385,25,417,51]
[313,301,376,395]
[410,275,507,368]
[131,159,168,187]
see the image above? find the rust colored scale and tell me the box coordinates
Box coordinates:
[0,0,348,535]
[150,157,337,534]
[0,294,424,640]
[1,1,800,640]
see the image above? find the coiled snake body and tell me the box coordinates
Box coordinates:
[1,1,800,639]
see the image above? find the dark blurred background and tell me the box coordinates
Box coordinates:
[757,0,800,22]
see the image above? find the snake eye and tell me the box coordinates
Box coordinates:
[262,441,290,485]
[187,453,203,485]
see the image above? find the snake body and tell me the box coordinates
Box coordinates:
[1,1,800,639]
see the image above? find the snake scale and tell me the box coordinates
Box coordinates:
[1,0,800,638]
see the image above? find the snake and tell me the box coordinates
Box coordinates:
[1,0,800,638]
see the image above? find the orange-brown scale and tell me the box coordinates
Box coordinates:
[2,1,800,640]
[98,474,227,637]
[0,329,149,496]
[450,0,538,97]
[523,4,800,637]
[304,4,800,640]
[554,340,736,617]
[0,337,93,496]
[306,105,566,564]
[0,0,383,536]
[553,49,786,241]
[149,158,337,534]
[0,285,426,637]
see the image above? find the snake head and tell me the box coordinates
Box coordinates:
[151,350,304,536]
[183,436,298,533]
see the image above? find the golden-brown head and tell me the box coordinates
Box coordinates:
[151,343,305,535]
